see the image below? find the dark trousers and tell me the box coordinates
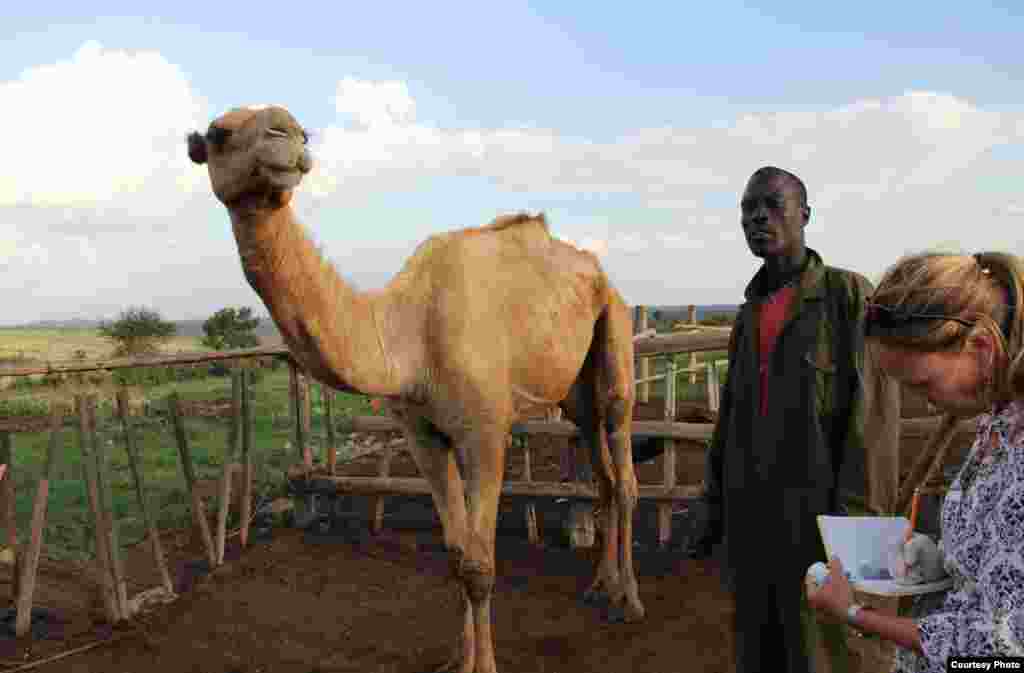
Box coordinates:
[730,569,849,673]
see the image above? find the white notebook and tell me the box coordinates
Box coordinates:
[816,515,955,597]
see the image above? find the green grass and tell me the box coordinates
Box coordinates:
[2,367,383,562]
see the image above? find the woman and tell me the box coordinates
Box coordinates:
[807,251,1024,671]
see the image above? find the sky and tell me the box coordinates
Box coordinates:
[1,1,1022,325]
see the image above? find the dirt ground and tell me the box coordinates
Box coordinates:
[0,392,976,673]
[0,398,737,673]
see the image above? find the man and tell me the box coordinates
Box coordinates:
[688,167,901,673]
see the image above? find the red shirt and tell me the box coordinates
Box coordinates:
[758,284,796,416]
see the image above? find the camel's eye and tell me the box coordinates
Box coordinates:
[301,129,310,145]
[266,127,289,138]
[206,125,232,148]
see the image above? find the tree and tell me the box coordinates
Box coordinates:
[98,306,177,357]
[201,307,262,351]
[699,311,737,326]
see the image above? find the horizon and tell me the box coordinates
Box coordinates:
[2,4,1021,326]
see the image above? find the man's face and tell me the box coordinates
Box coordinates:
[740,174,808,259]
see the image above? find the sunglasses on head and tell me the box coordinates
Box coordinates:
[864,302,976,331]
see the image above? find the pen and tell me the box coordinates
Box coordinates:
[905,487,921,543]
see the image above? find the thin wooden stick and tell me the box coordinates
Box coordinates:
[14,405,61,637]
[216,372,242,564]
[370,444,394,535]
[1,628,136,672]
[295,372,311,469]
[303,376,313,467]
[89,398,128,620]
[324,388,337,475]
[288,362,298,453]
[167,394,217,568]
[657,439,677,548]
[115,392,174,596]
[75,396,120,623]
[0,431,18,604]
[239,370,253,548]
[521,437,541,545]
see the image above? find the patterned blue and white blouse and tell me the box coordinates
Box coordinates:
[894,399,1024,672]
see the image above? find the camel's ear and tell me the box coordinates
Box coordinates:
[187,132,207,165]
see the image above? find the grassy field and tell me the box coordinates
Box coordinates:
[0,327,725,563]
[0,327,380,562]
[0,328,209,365]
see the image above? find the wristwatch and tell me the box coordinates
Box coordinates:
[846,603,868,628]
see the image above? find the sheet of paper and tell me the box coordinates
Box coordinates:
[816,515,954,597]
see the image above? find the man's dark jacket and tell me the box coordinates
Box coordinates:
[703,248,901,670]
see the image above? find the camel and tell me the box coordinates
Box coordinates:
[187,104,644,673]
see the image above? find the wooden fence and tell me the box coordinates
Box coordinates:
[0,368,261,638]
[0,313,968,637]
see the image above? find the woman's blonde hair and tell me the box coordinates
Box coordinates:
[867,251,1024,512]
[868,250,1023,403]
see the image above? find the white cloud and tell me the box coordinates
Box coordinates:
[0,40,208,215]
[333,78,417,128]
[1,50,1022,325]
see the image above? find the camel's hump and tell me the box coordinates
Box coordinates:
[484,212,549,233]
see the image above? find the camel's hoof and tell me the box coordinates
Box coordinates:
[601,599,645,624]
[581,588,610,608]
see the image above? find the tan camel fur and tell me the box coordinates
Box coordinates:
[187,105,644,673]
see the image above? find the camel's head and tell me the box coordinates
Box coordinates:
[187,105,313,208]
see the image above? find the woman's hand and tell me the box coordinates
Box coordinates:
[806,556,855,620]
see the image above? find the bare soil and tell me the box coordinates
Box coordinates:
[0,390,974,673]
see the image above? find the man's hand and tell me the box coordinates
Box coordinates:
[684,499,722,559]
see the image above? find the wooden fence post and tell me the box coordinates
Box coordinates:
[15,404,61,636]
[168,393,217,568]
[303,376,312,463]
[115,392,174,596]
[687,305,698,385]
[664,359,677,422]
[0,431,19,604]
[521,436,541,546]
[635,306,650,404]
[90,397,129,619]
[657,440,678,548]
[370,445,394,535]
[215,372,242,565]
[75,396,120,623]
[324,389,337,475]
[706,362,720,413]
[292,367,310,470]
[288,362,297,440]
[240,369,254,548]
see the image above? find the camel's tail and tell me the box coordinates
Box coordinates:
[559,289,636,489]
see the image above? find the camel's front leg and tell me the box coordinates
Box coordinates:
[457,427,509,673]
[397,414,475,673]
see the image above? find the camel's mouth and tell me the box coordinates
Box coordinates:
[252,161,304,187]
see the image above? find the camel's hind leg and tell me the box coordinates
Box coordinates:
[561,365,625,614]
[392,409,474,673]
[601,293,644,622]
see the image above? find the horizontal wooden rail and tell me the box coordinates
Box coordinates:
[349,413,979,442]
[633,327,731,357]
[0,327,734,380]
[350,415,717,441]
[289,469,704,502]
[0,346,293,377]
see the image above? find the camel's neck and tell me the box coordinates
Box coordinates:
[229,204,400,396]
